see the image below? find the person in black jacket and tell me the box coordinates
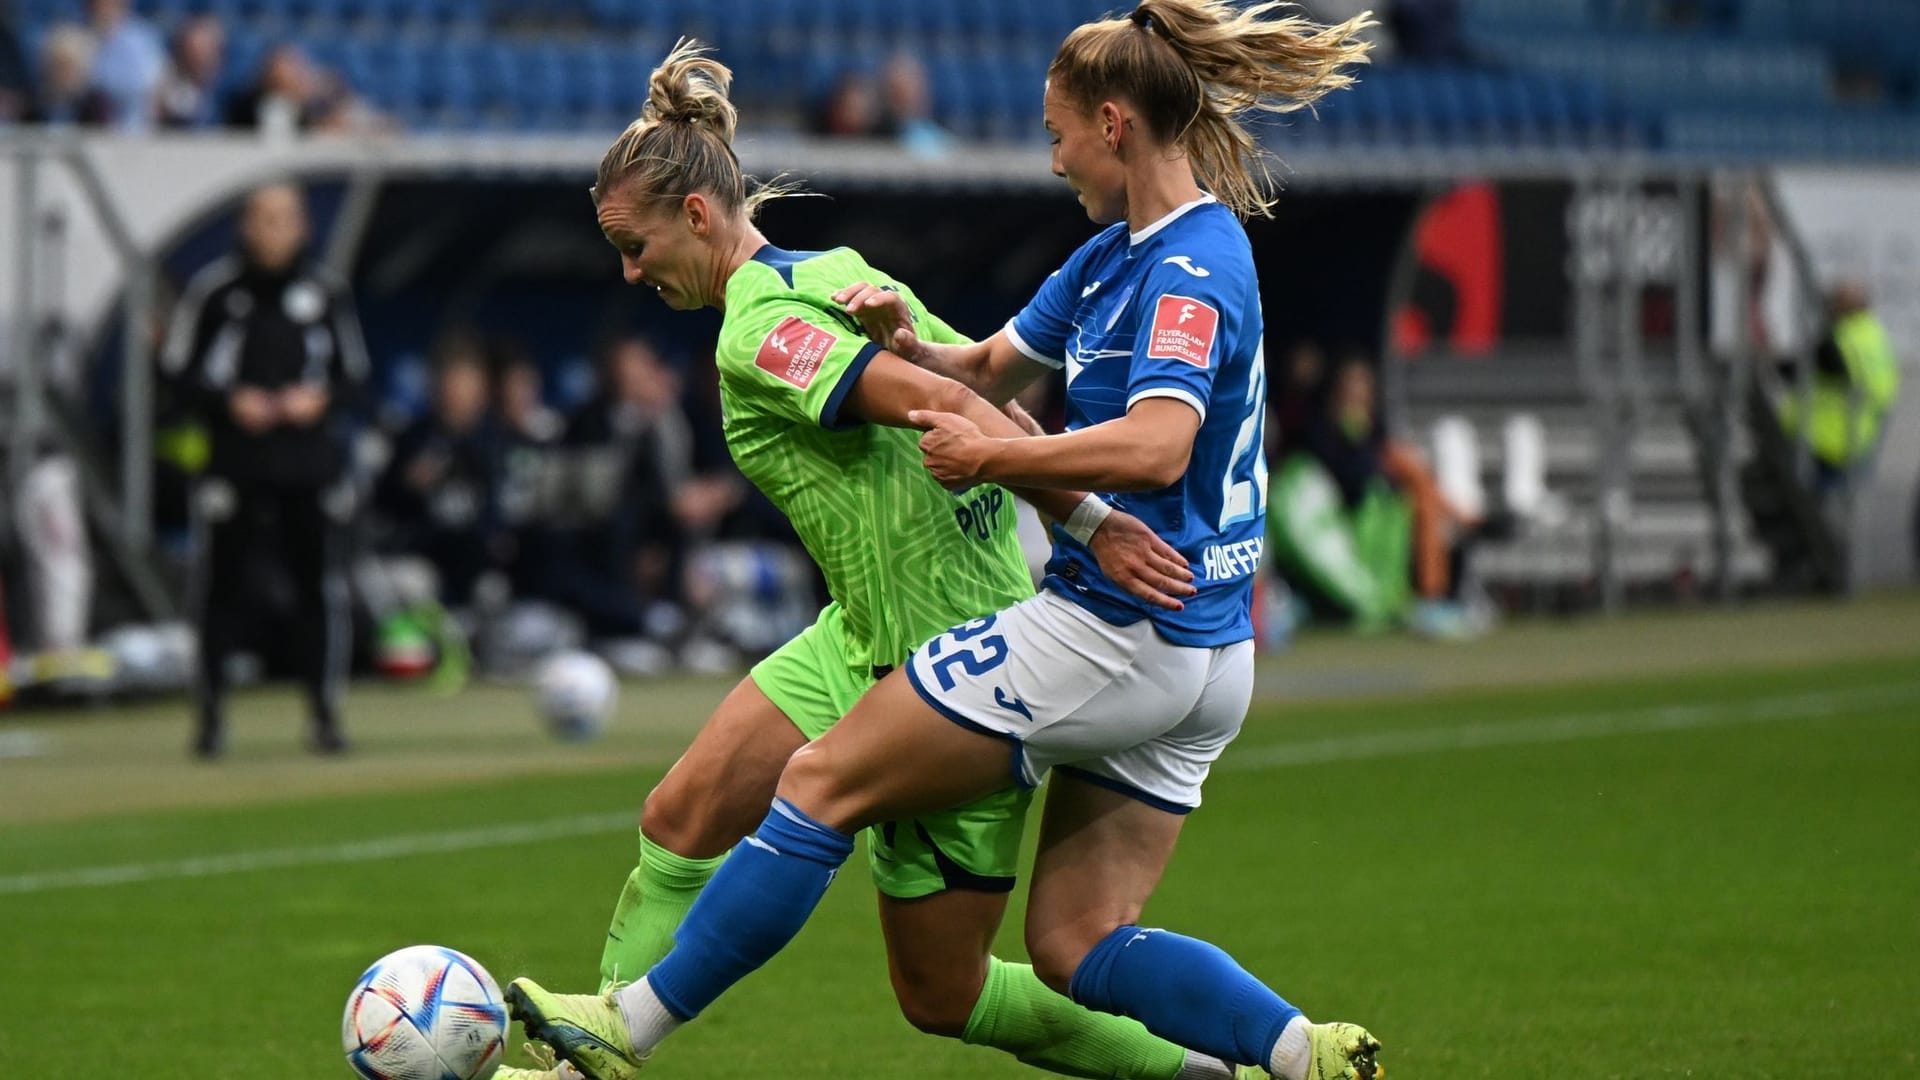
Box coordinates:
[375,334,503,609]
[161,182,368,758]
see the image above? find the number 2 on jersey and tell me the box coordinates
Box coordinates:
[1219,343,1269,528]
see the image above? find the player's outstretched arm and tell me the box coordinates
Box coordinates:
[845,352,1194,609]
[832,281,1045,406]
[912,398,1200,494]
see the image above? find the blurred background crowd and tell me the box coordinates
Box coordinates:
[1,0,1914,720]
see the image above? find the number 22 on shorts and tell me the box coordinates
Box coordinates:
[923,615,1011,691]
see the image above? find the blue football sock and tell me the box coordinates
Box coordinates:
[645,799,855,1020]
[1069,925,1303,1068]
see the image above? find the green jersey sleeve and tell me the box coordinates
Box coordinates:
[717,283,884,432]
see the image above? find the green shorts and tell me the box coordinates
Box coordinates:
[750,602,1032,899]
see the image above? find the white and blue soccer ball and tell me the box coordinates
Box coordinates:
[533,650,618,741]
[341,945,507,1080]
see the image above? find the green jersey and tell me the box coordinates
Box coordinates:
[716,244,1033,670]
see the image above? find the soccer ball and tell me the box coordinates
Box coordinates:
[341,945,507,1080]
[534,650,617,741]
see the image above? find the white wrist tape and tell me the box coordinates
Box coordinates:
[1063,494,1113,545]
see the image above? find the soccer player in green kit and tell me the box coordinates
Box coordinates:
[494,38,1257,1080]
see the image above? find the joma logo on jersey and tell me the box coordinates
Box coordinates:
[1147,294,1218,368]
[756,316,837,388]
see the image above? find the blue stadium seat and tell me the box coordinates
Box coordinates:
[461,40,510,118]
[510,42,568,126]
[1331,73,1392,146]
[1298,79,1363,146]
[1465,72,1530,146]
[228,0,286,24]
[560,42,616,120]
[361,39,423,114]
[415,40,478,122]
[28,0,1910,154]
[1461,0,1592,34]
[303,35,348,77]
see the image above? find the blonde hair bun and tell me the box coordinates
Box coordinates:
[642,38,740,143]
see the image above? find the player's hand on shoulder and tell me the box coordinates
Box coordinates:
[1087,511,1196,611]
[832,281,926,362]
[907,409,993,489]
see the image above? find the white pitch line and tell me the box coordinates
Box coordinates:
[3,682,1915,897]
[0,811,634,897]
[1220,681,1920,771]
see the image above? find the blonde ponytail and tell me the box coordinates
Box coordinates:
[1051,1,1375,218]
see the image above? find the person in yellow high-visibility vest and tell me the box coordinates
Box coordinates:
[1780,282,1902,492]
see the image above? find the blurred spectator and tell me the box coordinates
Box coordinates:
[496,345,563,447]
[225,44,316,134]
[160,182,368,758]
[491,343,563,601]
[519,334,747,657]
[1380,428,1481,611]
[223,43,382,135]
[810,68,889,138]
[26,25,111,127]
[1779,281,1901,496]
[1269,340,1329,462]
[376,334,505,609]
[157,15,223,129]
[0,4,30,123]
[87,0,164,131]
[1268,357,1482,637]
[1267,358,1407,632]
[556,338,693,633]
[880,52,950,157]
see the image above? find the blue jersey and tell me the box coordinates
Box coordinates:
[1006,195,1268,648]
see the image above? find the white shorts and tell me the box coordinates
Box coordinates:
[905,589,1254,813]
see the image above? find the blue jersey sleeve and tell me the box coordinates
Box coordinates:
[1006,230,1108,369]
[1124,256,1243,423]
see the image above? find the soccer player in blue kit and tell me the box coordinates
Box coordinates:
[508,3,1384,1079]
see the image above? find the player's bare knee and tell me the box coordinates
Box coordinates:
[1026,950,1080,997]
[890,976,976,1038]
[1026,920,1106,996]
[640,778,711,855]
[776,742,871,831]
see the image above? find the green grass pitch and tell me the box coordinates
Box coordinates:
[1,596,1916,1078]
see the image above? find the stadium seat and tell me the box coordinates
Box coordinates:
[415,40,478,123]
[12,0,1916,154]
[1432,415,1488,524]
[560,42,616,120]
[1503,414,1570,529]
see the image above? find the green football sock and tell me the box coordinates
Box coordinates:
[597,831,726,991]
[962,956,1226,1079]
